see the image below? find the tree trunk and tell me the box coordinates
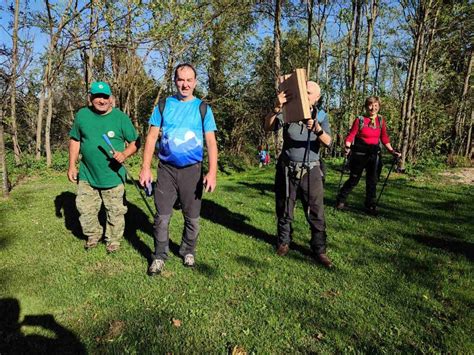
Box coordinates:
[399,2,429,170]
[153,54,175,107]
[35,82,48,160]
[10,0,21,164]
[45,93,53,167]
[208,14,226,99]
[132,86,139,130]
[346,0,363,124]
[373,48,381,94]
[0,110,9,197]
[273,0,283,159]
[306,0,314,77]
[86,0,97,90]
[312,0,328,82]
[273,0,282,92]
[452,50,473,154]
[362,0,378,97]
[465,108,473,158]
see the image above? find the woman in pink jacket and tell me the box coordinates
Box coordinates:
[336,96,400,215]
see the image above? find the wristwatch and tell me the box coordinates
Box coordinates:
[316,128,324,137]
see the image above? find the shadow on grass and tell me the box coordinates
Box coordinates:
[124,202,154,263]
[406,232,474,261]
[201,199,314,260]
[195,262,217,277]
[201,199,273,244]
[54,191,86,241]
[235,255,268,268]
[53,191,183,262]
[0,298,86,354]
[236,181,274,196]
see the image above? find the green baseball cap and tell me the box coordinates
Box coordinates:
[89,81,112,96]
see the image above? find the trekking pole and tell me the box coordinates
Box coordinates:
[337,154,348,193]
[305,128,311,216]
[376,155,398,206]
[102,134,156,218]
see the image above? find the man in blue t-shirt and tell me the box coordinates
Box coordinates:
[139,63,218,276]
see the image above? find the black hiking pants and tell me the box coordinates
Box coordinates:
[275,159,327,255]
[337,150,382,208]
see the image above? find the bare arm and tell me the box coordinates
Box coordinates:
[67,139,80,183]
[306,119,332,147]
[139,126,160,186]
[264,91,288,131]
[384,142,401,157]
[203,131,218,192]
[112,141,138,163]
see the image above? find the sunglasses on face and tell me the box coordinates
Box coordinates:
[91,94,110,100]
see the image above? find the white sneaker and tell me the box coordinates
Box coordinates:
[148,259,165,275]
[183,254,195,267]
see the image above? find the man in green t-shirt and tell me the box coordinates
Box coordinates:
[68,81,139,253]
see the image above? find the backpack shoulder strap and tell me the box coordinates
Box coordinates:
[378,115,384,127]
[358,116,365,131]
[199,101,208,121]
[158,98,166,129]
[159,98,208,132]
[199,101,208,133]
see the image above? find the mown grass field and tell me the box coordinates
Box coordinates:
[1,160,473,353]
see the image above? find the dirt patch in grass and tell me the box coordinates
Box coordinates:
[439,168,474,185]
[86,260,125,276]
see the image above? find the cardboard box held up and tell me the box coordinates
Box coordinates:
[278,68,311,123]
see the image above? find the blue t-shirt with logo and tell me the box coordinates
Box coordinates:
[149,96,217,167]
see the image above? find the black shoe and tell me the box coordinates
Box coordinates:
[366,205,378,216]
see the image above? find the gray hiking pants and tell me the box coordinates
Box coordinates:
[152,162,203,261]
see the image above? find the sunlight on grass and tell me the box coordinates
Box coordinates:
[1,164,473,353]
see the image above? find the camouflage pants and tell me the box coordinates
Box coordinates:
[76,181,127,246]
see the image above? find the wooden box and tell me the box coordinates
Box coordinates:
[278,68,311,123]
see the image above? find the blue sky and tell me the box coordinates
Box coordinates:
[0,0,405,91]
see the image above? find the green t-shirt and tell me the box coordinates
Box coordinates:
[69,107,138,188]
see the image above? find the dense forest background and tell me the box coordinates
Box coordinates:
[0,0,472,196]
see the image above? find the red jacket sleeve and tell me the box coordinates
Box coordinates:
[380,119,390,145]
[345,118,360,145]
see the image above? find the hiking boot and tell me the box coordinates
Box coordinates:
[335,201,346,210]
[316,253,333,268]
[84,238,99,250]
[148,259,165,276]
[106,243,120,254]
[183,254,195,267]
[366,205,378,216]
[276,244,289,256]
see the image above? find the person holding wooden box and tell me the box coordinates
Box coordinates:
[264,80,333,268]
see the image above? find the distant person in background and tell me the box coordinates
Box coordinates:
[139,63,218,276]
[336,96,401,215]
[258,145,267,168]
[264,81,333,268]
[68,81,138,253]
[265,149,271,165]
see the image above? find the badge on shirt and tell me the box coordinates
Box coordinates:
[107,131,115,138]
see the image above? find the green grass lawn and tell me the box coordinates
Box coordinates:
[1,161,473,353]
